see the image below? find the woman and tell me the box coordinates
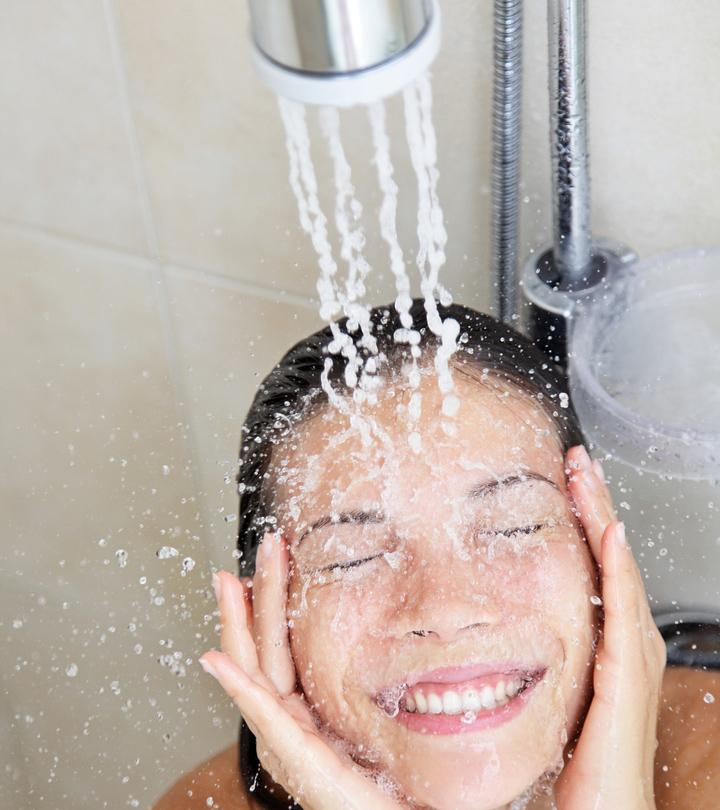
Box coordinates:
[156,299,719,809]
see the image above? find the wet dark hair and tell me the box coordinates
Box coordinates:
[236,297,584,577]
[235,297,585,807]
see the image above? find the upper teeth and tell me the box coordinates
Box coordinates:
[403,677,525,715]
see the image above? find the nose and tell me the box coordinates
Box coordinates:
[395,576,503,641]
[388,525,506,641]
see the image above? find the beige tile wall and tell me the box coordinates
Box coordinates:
[2,1,719,808]
[0,1,147,250]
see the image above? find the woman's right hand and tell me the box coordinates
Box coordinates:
[198,531,406,810]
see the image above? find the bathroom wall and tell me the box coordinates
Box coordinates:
[2,2,719,808]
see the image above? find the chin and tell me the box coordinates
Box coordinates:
[358,674,570,810]
[386,743,554,810]
[387,735,562,810]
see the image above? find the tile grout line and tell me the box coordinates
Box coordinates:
[169,262,319,310]
[0,216,320,312]
[101,0,217,566]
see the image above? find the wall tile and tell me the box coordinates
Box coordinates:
[2,573,235,810]
[0,225,232,808]
[589,2,720,257]
[0,1,147,251]
[0,226,203,590]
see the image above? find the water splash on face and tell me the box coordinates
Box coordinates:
[377,682,407,719]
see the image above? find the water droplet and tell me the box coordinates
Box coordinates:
[115,549,128,568]
[704,692,715,704]
[377,684,405,717]
[156,546,179,559]
[590,595,603,606]
[66,663,78,677]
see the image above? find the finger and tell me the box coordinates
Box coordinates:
[199,650,312,801]
[200,649,304,743]
[215,570,269,686]
[566,445,615,561]
[601,522,665,788]
[239,575,255,636]
[198,651,400,809]
[555,520,663,810]
[600,521,666,684]
[253,531,297,696]
[568,446,615,523]
[598,521,645,666]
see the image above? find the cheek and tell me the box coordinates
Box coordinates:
[503,543,598,742]
[488,540,599,682]
[287,576,385,696]
[512,538,597,610]
[466,540,574,614]
[528,542,599,696]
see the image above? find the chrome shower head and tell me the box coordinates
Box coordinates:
[247,0,441,106]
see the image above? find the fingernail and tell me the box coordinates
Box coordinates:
[578,445,592,470]
[615,522,627,548]
[199,656,218,679]
[258,532,274,561]
[212,571,222,603]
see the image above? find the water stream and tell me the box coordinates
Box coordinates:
[278,73,461,452]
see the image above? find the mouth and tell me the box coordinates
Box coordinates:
[373,663,547,735]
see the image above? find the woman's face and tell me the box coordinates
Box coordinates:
[271,369,600,810]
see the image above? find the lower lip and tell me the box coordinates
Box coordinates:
[391,676,543,736]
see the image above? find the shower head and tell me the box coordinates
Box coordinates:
[247,0,441,107]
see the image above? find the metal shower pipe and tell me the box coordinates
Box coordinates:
[547,0,593,283]
[491,0,524,325]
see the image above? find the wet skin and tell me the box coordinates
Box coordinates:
[200,369,666,810]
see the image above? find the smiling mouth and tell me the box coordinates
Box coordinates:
[374,665,547,718]
[400,672,540,715]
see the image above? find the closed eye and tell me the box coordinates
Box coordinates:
[319,553,384,573]
[317,524,549,573]
[478,522,548,539]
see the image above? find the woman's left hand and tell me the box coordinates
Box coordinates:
[555,445,667,810]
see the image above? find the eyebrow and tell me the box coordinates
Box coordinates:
[293,472,560,549]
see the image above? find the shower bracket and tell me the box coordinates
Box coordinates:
[521,238,637,319]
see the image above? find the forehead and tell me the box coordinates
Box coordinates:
[271,369,564,527]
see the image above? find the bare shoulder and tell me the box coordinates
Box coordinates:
[655,665,720,809]
[151,742,255,810]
